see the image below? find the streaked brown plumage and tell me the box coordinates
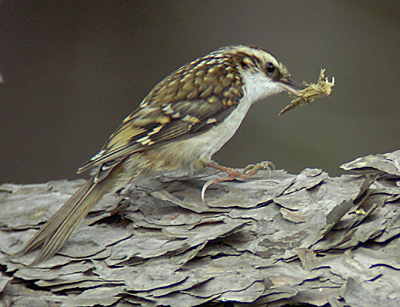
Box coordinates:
[17,45,301,265]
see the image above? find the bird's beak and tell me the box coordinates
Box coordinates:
[278,77,303,96]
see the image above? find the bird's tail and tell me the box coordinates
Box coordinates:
[17,174,116,265]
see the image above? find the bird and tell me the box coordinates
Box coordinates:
[17,45,302,265]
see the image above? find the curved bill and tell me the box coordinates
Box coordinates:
[278,77,303,96]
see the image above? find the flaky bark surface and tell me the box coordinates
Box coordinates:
[1,151,400,307]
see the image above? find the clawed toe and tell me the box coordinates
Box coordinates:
[243,161,275,177]
[201,161,274,202]
[201,179,214,202]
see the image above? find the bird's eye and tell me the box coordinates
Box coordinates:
[265,62,275,74]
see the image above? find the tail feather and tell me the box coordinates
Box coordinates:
[17,176,115,265]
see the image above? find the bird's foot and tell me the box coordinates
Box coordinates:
[201,161,274,201]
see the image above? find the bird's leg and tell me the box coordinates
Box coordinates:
[201,161,274,201]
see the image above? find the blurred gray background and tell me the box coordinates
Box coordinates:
[1,1,399,184]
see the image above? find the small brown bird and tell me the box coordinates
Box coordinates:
[18,45,301,265]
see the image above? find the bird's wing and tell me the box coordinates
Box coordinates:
[78,55,244,179]
[78,99,239,178]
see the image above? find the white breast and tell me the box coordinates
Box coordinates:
[173,70,285,164]
[193,95,253,161]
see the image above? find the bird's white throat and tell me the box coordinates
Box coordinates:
[240,69,285,104]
